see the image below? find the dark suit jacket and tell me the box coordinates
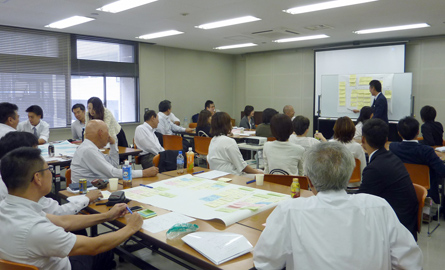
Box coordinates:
[420,121,444,146]
[372,93,388,123]
[390,141,444,203]
[358,148,418,240]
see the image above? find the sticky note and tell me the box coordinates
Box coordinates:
[339,81,346,87]
[385,90,392,98]
[339,102,346,107]
[359,77,372,85]
[216,208,237,213]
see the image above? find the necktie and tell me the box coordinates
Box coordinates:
[33,126,37,137]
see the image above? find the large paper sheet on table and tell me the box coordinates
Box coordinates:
[123,174,290,226]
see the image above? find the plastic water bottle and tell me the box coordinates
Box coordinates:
[177,151,184,174]
[291,178,300,198]
[186,147,194,173]
[183,117,189,128]
[81,127,85,141]
[123,160,132,188]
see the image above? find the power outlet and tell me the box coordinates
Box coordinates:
[144,108,149,112]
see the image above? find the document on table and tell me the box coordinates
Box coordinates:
[195,170,230,180]
[142,212,195,233]
[182,232,253,265]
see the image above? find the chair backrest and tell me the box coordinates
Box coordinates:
[162,135,183,151]
[404,163,430,190]
[267,137,276,142]
[194,136,212,156]
[349,158,361,183]
[230,118,235,126]
[413,183,427,233]
[153,154,160,167]
[65,168,72,186]
[264,175,309,190]
[0,259,38,270]
[189,123,197,129]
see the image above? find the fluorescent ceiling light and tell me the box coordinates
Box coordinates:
[97,0,158,13]
[284,0,377,14]
[196,16,261,30]
[214,43,257,50]
[137,30,184,40]
[354,23,430,34]
[45,16,95,29]
[273,34,329,43]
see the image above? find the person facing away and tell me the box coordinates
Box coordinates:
[263,114,304,175]
[283,105,295,120]
[71,103,86,140]
[156,100,193,135]
[419,105,443,146]
[389,116,445,204]
[239,105,255,129]
[254,142,423,270]
[196,109,212,137]
[255,108,279,138]
[70,120,158,183]
[0,147,143,270]
[357,118,419,240]
[17,105,49,145]
[354,106,373,142]
[0,102,19,139]
[289,115,320,151]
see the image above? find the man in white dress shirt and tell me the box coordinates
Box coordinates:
[134,110,165,169]
[71,120,158,183]
[156,100,193,135]
[254,142,423,270]
[168,112,181,126]
[71,103,86,140]
[0,147,143,269]
[17,105,50,144]
[0,102,19,138]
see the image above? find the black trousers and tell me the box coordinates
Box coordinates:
[69,250,115,270]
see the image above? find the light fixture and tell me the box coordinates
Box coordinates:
[196,16,261,30]
[45,16,95,29]
[137,30,184,40]
[284,0,377,15]
[97,0,158,13]
[354,23,430,34]
[214,43,257,50]
[273,34,329,43]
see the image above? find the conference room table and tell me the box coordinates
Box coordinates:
[59,168,313,270]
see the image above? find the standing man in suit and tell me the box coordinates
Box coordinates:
[358,118,418,240]
[370,80,388,123]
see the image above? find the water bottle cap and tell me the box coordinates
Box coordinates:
[125,160,130,165]
[188,147,192,151]
[178,151,182,154]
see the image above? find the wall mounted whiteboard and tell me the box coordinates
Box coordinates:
[319,73,412,121]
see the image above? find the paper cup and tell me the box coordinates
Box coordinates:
[256,174,264,186]
[109,178,118,190]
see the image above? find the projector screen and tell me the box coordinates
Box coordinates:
[314,44,406,115]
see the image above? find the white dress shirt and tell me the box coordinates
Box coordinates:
[71,119,85,140]
[254,190,423,270]
[0,178,7,201]
[0,195,76,270]
[134,122,164,155]
[168,112,180,123]
[207,135,247,175]
[354,121,364,141]
[0,123,15,138]
[17,120,50,142]
[156,112,185,135]
[330,139,366,174]
[289,134,320,151]
[70,139,142,183]
[263,140,305,175]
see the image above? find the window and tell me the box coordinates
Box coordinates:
[77,39,134,63]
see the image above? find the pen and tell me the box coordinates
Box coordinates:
[192,170,205,175]
[246,179,256,184]
[126,206,133,214]
[139,184,153,188]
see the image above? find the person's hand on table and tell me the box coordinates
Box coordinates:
[106,203,128,221]
[174,121,180,126]
[126,212,143,233]
[254,169,264,174]
[185,128,194,133]
[143,166,159,177]
[86,190,103,203]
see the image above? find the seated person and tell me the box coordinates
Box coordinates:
[254,142,422,270]
[419,105,443,146]
[0,102,19,139]
[316,116,366,174]
[0,147,143,269]
[255,108,278,138]
[0,132,102,214]
[156,100,193,135]
[207,112,262,175]
[283,105,295,120]
[196,109,212,137]
[358,119,419,240]
[390,116,445,203]
[354,106,373,142]
[168,111,181,126]
[239,105,255,129]
[205,100,216,115]
[71,103,86,140]
[263,114,304,175]
[71,120,158,183]
[134,110,165,169]
[289,115,320,150]
[17,105,49,144]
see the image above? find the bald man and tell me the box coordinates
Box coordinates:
[71,120,158,183]
[283,105,295,120]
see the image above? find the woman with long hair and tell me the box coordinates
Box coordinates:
[196,109,212,137]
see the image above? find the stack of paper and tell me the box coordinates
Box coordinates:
[435,146,445,153]
[182,232,253,265]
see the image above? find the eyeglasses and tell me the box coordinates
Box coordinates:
[31,165,54,182]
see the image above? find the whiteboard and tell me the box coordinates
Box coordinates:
[320,73,412,121]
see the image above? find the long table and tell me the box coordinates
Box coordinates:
[59,169,313,269]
